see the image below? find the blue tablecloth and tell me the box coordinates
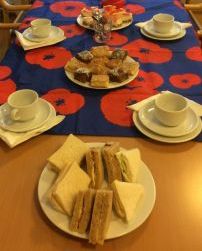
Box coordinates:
[1,0,202,140]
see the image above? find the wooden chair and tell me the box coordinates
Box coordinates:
[184,2,202,46]
[0,0,31,61]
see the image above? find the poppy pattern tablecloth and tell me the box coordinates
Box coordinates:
[1,0,202,140]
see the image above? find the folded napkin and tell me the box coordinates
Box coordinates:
[15,30,66,50]
[0,108,65,148]
[135,21,192,29]
[127,91,202,118]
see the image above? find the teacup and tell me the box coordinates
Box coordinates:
[31,18,51,38]
[154,93,188,127]
[7,89,39,122]
[152,13,174,34]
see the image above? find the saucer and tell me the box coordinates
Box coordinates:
[133,112,202,143]
[143,20,181,38]
[138,101,200,137]
[140,27,186,41]
[0,99,52,132]
[23,26,63,42]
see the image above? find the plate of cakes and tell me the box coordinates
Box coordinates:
[77,5,133,31]
[64,46,140,89]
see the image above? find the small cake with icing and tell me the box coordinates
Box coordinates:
[75,50,94,63]
[108,68,128,83]
[74,68,92,83]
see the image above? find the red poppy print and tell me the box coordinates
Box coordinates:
[106,32,128,46]
[169,74,201,89]
[50,1,86,17]
[101,88,158,127]
[128,70,164,89]
[125,4,145,15]
[41,88,85,115]
[31,0,43,9]
[173,0,183,9]
[59,24,85,38]
[25,46,72,69]
[186,47,202,62]
[0,66,16,104]
[18,17,36,30]
[123,39,172,63]
[0,66,11,80]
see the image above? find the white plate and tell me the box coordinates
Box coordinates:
[77,14,133,31]
[143,20,181,38]
[140,27,186,41]
[138,101,200,137]
[0,98,52,132]
[38,142,156,240]
[133,112,202,143]
[23,26,64,42]
[65,56,139,89]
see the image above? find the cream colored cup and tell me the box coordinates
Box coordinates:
[154,93,188,127]
[152,13,174,34]
[7,89,39,121]
[31,18,51,38]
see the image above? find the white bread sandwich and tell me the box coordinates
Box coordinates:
[89,190,113,245]
[116,148,141,182]
[86,147,104,189]
[111,180,144,222]
[47,164,71,213]
[102,142,122,184]
[52,161,91,216]
[69,189,96,234]
[48,134,89,172]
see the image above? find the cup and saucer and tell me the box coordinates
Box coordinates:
[141,13,186,41]
[22,18,63,43]
[0,89,54,132]
[133,93,202,143]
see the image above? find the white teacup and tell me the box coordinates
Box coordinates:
[152,13,174,34]
[7,89,39,122]
[154,93,188,127]
[31,18,51,38]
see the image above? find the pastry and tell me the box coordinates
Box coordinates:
[110,49,128,61]
[82,16,94,27]
[90,75,109,88]
[121,61,139,75]
[74,68,92,83]
[64,58,87,73]
[121,12,133,22]
[81,7,93,17]
[108,68,128,83]
[90,46,111,57]
[106,58,122,69]
[75,50,94,63]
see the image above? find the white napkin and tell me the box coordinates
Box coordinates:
[127,91,202,117]
[0,108,65,148]
[15,30,66,50]
[135,20,192,29]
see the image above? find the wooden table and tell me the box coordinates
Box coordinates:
[0,135,202,251]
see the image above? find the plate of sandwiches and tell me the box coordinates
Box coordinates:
[77,5,133,31]
[64,46,140,89]
[38,134,156,245]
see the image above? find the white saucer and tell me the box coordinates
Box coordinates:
[0,99,52,132]
[143,20,181,38]
[23,26,64,42]
[133,112,202,143]
[140,27,186,41]
[138,101,200,137]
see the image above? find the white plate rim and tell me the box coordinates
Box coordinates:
[133,111,202,143]
[143,20,182,38]
[37,142,156,240]
[77,14,133,31]
[138,101,200,137]
[22,26,64,42]
[0,98,53,132]
[140,27,186,41]
[65,56,139,90]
